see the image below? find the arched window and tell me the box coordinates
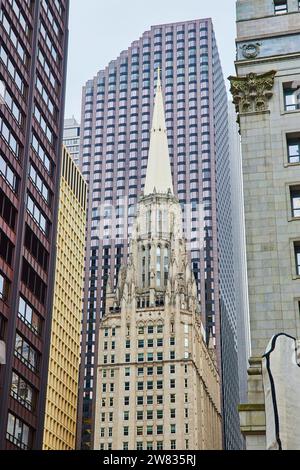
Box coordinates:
[156,245,161,287]
[164,246,169,286]
[146,210,151,233]
[142,246,146,288]
[157,210,162,234]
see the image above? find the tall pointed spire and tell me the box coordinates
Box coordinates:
[144,68,174,196]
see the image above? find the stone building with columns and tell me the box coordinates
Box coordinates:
[93,76,222,451]
[230,0,300,450]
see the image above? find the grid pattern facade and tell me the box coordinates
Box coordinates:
[63,117,80,165]
[42,147,86,450]
[0,0,69,450]
[78,19,240,449]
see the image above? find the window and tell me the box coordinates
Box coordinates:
[6,413,31,449]
[0,272,10,302]
[157,425,163,435]
[157,324,163,333]
[147,352,153,362]
[170,365,175,374]
[109,412,113,422]
[123,426,129,436]
[157,441,163,450]
[157,395,163,405]
[138,353,144,362]
[170,394,176,403]
[125,382,130,391]
[126,340,130,348]
[109,428,113,437]
[147,339,154,348]
[147,367,153,376]
[185,423,189,434]
[148,325,154,334]
[125,353,130,362]
[137,367,144,376]
[100,428,105,437]
[147,381,153,390]
[170,337,175,346]
[147,426,153,436]
[157,380,163,390]
[137,427,143,436]
[137,442,143,450]
[147,395,153,405]
[274,0,288,14]
[110,383,114,392]
[157,366,163,375]
[138,339,144,348]
[294,242,300,276]
[147,410,153,420]
[185,408,189,418]
[137,382,144,391]
[170,351,175,360]
[171,424,176,434]
[287,136,300,163]
[138,325,144,334]
[123,442,128,450]
[0,154,18,192]
[125,367,130,377]
[137,396,144,406]
[26,195,48,235]
[170,409,176,419]
[157,352,163,361]
[124,397,129,406]
[157,338,163,347]
[147,442,153,450]
[171,440,176,450]
[284,84,300,111]
[14,334,38,372]
[291,187,300,218]
[11,372,35,411]
[137,410,143,420]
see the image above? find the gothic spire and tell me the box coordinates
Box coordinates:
[144,68,174,196]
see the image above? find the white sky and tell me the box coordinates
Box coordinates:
[65,0,237,120]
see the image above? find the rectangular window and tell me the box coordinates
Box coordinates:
[147,426,153,435]
[157,395,163,405]
[124,382,130,391]
[124,397,129,406]
[284,84,300,111]
[170,394,176,403]
[171,424,176,434]
[137,396,143,406]
[157,441,163,450]
[137,427,143,436]
[14,334,38,372]
[11,372,36,411]
[136,442,143,450]
[290,187,300,218]
[294,242,300,276]
[18,297,41,336]
[137,382,143,391]
[274,0,288,14]
[26,194,48,236]
[0,154,18,192]
[171,440,176,450]
[287,135,300,164]
[123,426,129,436]
[147,410,153,420]
[6,413,31,449]
[147,395,153,405]
[157,366,163,375]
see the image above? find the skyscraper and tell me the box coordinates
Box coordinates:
[230,0,300,449]
[94,74,222,451]
[0,0,69,450]
[78,18,241,449]
[63,117,80,165]
[43,146,87,450]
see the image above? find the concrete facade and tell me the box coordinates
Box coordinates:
[230,0,300,449]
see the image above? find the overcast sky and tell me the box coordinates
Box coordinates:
[65,0,237,120]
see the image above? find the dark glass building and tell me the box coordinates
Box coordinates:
[0,0,69,450]
[78,19,243,449]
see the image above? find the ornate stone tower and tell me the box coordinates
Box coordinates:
[93,74,222,451]
[230,0,300,450]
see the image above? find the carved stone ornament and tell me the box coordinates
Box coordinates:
[229,70,276,118]
[241,43,261,59]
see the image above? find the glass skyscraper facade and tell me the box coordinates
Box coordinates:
[78,19,242,450]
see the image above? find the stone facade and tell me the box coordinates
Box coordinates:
[231,0,300,449]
